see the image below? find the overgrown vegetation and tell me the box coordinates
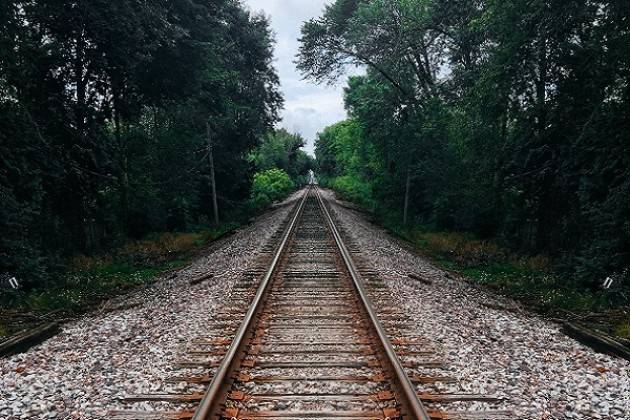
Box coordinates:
[248,128,314,209]
[250,169,295,210]
[0,227,239,340]
[249,129,314,185]
[395,224,630,339]
[301,0,630,300]
[1,0,286,291]
[1,228,231,317]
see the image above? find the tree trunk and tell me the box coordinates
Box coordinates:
[114,92,129,234]
[75,29,87,138]
[403,168,411,226]
[81,198,96,253]
[120,152,129,232]
[536,37,548,135]
[206,121,219,225]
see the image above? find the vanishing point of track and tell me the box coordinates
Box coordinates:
[194,186,430,419]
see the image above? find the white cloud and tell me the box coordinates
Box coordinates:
[243,0,346,155]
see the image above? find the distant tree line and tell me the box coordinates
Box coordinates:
[1,0,284,287]
[249,129,314,183]
[300,0,630,287]
[248,129,315,209]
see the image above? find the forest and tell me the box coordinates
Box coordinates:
[1,2,629,416]
[2,0,629,314]
[0,0,311,292]
[299,0,630,294]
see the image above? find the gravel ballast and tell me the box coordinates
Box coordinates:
[0,192,303,420]
[321,189,630,420]
[2,187,629,419]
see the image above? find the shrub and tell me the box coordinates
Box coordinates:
[116,232,201,266]
[251,168,294,209]
[423,232,506,268]
[616,323,630,340]
[70,232,206,269]
[331,175,375,209]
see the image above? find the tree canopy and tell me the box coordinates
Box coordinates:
[1,0,283,287]
[303,0,630,287]
[249,129,314,183]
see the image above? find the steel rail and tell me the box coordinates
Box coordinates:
[192,186,311,420]
[313,186,432,420]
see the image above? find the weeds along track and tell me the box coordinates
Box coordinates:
[109,187,511,420]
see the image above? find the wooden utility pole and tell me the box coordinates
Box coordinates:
[206,121,219,225]
[403,168,411,226]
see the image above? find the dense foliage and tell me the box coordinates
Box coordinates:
[1,0,282,288]
[250,168,295,209]
[300,0,630,288]
[248,129,314,209]
[249,129,314,184]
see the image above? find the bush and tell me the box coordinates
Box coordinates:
[251,168,295,209]
[423,232,506,268]
[69,231,212,269]
[331,175,375,210]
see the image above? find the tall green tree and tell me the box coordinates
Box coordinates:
[0,0,282,287]
[304,0,630,287]
[249,129,313,183]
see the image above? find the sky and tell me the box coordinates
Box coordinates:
[243,0,347,155]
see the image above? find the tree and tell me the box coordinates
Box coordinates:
[0,0,282,287]
[304,0,630,288]
[298,0,466,223]
[249,129,313,182]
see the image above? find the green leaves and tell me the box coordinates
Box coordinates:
[306,0,630,291]
[250,169,295,209]
[0,0,282,288]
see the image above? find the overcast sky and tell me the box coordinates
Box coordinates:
[243,0,347,155]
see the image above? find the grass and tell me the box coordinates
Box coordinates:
[382,221,630,340]
[1,225,239,327]
[616,323,630,340]
[21,265,164,313]
[403,226,602,314]
[460,264,601,313]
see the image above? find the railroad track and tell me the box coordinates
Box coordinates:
[110,186,512,420]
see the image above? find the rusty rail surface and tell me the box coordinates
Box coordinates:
[191,186,429,419]
[110,185,512,420]
[314,189,431,420]
[192,186,312,419]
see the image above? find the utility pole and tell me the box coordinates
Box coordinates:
[206,121,219,225]
[403,167,411,226]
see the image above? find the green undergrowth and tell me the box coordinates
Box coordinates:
[1,185,303,341]
[324,187,630,340]
[250,168,295,210]
[616,323,630,340]
[391,223,629,337]
[329,175,376,210]
[1,225,239,320]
